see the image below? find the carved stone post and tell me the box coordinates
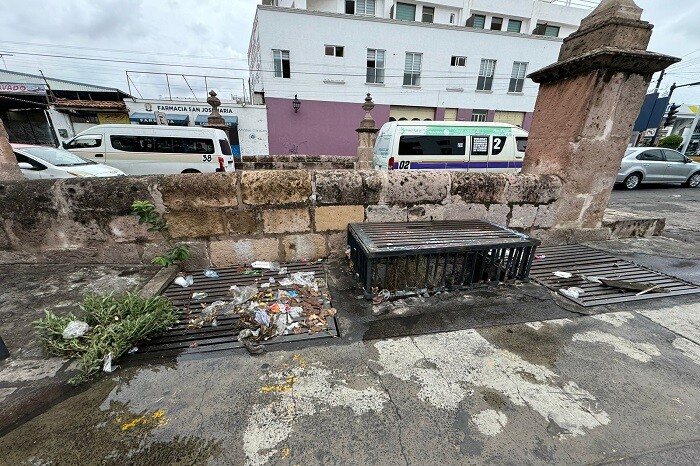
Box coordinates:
[0,118,23,181]
[522,0,678,238]
[205,90,226,127]
[356,93,379,169]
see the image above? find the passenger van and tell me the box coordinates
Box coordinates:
[63,125,235,175]
[373,121,528,172]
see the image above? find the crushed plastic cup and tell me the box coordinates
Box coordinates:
[552,271,573,279]
[62,321,89,339]
[174,275,194,288]
[203,269,220,279]
[103,352,116,373]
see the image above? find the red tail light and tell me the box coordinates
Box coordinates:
[218,156,225,172]
[388,157,395,170]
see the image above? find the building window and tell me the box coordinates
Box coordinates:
[534,23,560,37]
[449,13,455,24]
[471,110,488,122]
[450,56,466,67]
[477,59,496,91]
[366,49,385,84]
[507,19,522,33]
[422,6,434,23]
[325,45,344,57]
[509,62,528,92]
[345,0,355,14]
[490,17,503,30]
[356,0,375,16]
[404,52,422,86]
[396,2,416,21]
[273,49,290,78]
[467,14,486,29]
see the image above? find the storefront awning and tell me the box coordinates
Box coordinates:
[129,112,189,126]
[194,114,238,127]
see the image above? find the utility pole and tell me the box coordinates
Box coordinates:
[649,80,700,146]
[654,70,664,92]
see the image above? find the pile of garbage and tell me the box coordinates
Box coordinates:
[175,264,336,354]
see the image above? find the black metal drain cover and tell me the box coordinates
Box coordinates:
[530,245,700,307]
[131,262,339,360]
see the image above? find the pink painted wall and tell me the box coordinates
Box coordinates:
[523,112,534,131]
[266,97,391,156]
[435,107,446,121]
[457,108,473,121]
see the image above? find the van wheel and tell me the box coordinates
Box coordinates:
[623,172,642,190]
[684,172,700,188]
[181,169,200,174]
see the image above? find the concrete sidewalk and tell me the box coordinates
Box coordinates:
[0,231,699,464]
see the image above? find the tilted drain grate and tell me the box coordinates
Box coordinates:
[131,262,339,360]
[530,245,700,307]
[348,220,540,299]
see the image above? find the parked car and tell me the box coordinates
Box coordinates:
[12,144,126,180]
[616,147,700,189]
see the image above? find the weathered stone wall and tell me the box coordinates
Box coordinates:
[238,155,356,170]
[0,171,563,267]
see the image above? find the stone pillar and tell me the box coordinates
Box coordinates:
[0,118,22,181]
[356,93,379,169]
[205,90,226,126]
[522,0,678,236]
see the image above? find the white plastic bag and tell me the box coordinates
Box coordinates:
[229,285,259,305]
[174,275,194,288]
[62,321,89,340]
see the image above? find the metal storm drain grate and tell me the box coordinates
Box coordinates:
[132,262,339,360]
[530,244,700,307]
[347,220,540,299]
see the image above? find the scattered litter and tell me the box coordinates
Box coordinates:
[229,285,258,305]
[201,300,226,325]
[278,267,288,275]
[203,269,220,279]
[552,271,573,279]
[174,275,194,288]
[189,342,198,348]
[373,289,391,305]
[251,261,281,271]
[238,328,261,341]
[128,347,138,354]
[278,278,293,286]
[255,310,271,326]
[289,271,317,289]
[559,287,585,299]
[62,321,89,339]
[191,292,208,300]
[636,284,661,296]
[600,278,669,293]
[579,274,604,285]
[242,269,260,275]
[289,307,303,319]
[103,352,115,373]
[287,290,299,298]
[244,340,265,355]
[260,283,271,288]
[534,254,546,260]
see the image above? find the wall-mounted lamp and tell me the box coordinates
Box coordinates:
[292,94,301,113]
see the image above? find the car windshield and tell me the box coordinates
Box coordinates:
[20,147,94,166]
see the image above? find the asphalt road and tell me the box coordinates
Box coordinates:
[1,186,700,466]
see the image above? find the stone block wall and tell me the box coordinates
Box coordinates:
[0,170,563,267]
[238,155,356,171]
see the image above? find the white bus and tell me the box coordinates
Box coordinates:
[63,125,235,175]
[373,121,528,172]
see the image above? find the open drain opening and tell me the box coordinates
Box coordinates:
[531,245,700,307]
[131,262,339,360]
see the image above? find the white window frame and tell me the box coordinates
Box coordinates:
[325,45,344,57]
[450,56,466,67]
[366,49,385,84]
[421,6,434,23]
[509,62,528,93]
[273,49,290,78]
[471,110,488,122]
[477,59,496,91]
[403,52,422,86]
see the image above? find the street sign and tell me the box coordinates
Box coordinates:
[644,128,656,137]
[154,111,168,126]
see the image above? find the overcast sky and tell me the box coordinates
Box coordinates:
[0,0,699,104]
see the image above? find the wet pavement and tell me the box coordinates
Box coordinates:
[1,186,700,465]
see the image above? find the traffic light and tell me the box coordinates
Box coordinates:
[664,103,681,127]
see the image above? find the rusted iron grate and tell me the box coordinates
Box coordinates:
[131,262,338,360]
[347,220,540,298]
[530,244,700,307]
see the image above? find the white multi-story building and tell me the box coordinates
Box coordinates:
[249,0,597,155]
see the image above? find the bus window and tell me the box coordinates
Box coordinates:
[398,136,466,156]
[516,137,528,152]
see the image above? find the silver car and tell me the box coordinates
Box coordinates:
[616,147,700,189]
[12,144,126,180]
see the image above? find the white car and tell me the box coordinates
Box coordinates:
[12,144,126,180]
[616,147,700,189]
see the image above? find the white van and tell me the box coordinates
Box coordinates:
[63,124,235,175]
[373,121,528,172]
